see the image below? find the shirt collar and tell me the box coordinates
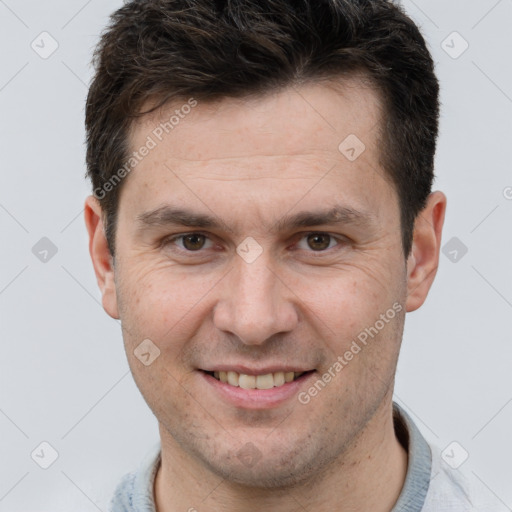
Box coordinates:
[391,401,433,512]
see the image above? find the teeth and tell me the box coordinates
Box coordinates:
[256,374,274,389]
[274,372,285,386]
[212,370,306,389]
[227,371,239,386]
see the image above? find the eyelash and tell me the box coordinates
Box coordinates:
[162,231,347,257]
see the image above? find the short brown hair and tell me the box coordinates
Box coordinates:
[85,0,440,258]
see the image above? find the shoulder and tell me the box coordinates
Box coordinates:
[423,443,509,512]
[109,442,161,512]
[392,403,509,512]
[110,471,137,511]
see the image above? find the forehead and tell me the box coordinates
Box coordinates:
[133,78,382,163]
[120,80,396,225]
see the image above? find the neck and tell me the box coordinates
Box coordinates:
[154,401,408,512]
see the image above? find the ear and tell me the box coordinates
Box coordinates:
[84,195,120,319]
[405,191,447,312]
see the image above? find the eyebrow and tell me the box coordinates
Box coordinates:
[135,204,375,234]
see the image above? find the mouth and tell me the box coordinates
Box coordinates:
[202,370,315,390]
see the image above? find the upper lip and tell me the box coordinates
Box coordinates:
[201,365,315,375]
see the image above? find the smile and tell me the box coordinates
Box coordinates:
[204,370,311,389]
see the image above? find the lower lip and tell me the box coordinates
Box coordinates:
[200,371,316,409]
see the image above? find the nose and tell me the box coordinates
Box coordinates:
[213,251,299,345]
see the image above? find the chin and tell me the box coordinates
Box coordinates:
[202,444,328,491]
[216,462,309,490]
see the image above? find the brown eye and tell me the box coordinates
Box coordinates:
[182,233,207,251]
[163,232,215,255]
[306,233,332,251]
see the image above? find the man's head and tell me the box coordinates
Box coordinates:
[84,0,446,499]
[85,0,440,261]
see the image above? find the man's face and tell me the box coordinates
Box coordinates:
[108,81,410,486]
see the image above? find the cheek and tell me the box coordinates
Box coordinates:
[293,270,387,330]
[117,260,217,347]
[292,266,404,370]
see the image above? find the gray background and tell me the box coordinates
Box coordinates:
[1,0,511,510]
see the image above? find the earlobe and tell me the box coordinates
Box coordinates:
[405,191,447,313]
[84,195,120,319]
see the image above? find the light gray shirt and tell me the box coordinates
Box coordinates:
[110,402,508,511]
